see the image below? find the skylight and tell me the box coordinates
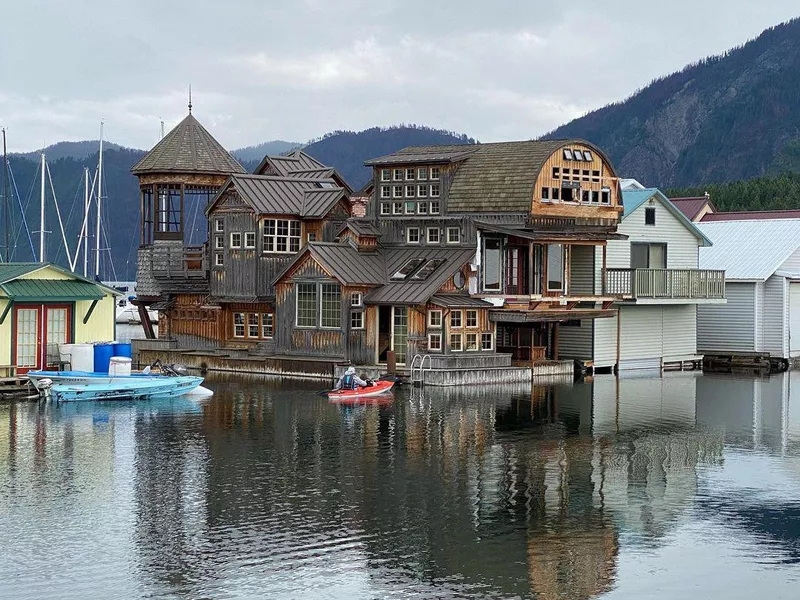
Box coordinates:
[391,258,426,280]
[563,149,574,161]
[410,259,446,280]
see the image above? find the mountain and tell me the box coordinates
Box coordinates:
[232,140,301,163]
[2,125,474,279]
[545,18,800,188]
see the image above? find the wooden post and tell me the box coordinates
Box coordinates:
[387,350,396,375]
[615,308,621,372]
[601,243,607,295]
[553,322,559,361]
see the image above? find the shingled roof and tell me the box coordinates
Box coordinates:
[365,139,612,213]
[131,114,245,175]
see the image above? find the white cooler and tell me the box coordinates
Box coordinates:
[108,356,132,376]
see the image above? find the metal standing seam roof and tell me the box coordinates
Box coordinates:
[210,175,345,218]
[430,294,494,308]
[621,188,712,246]
[701,209,800,222]
[669,197,716,221]
[0,262,120,296]
[287,168,334,179]
[1,279,104,300]
[336,219,382,238]
[272,242,385,286]
[365,247,476,305]
[698,219,800,280]
[131,114,246,175]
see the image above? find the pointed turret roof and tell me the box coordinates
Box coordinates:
[132,114,246,175]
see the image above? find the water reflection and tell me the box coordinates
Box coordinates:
[1,372,800,598]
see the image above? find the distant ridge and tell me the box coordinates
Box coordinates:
[14,140,130,162]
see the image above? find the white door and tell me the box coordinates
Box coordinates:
[789,283,800,356]
[392,306,408,365]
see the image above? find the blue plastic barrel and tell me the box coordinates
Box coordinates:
[93,343,114,373]
[112,342,132,359]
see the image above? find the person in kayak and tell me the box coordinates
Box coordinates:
[333,366,372,391]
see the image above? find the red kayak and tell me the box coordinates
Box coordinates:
[327,380,395,400]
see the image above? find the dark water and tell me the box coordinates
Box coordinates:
[1,371,800,599]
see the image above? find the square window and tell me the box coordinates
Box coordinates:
[542,187,549,200]
[244,232,256,249]
[430,183,440,197]
[381,186,391,198]
[592,170,600,182]
[351,292,362,307]
[450,333,463,352]
[427,228,440,244]
[233,313,245,337]
[214,253,223,267]
[307,232,317,242]
[447,227,460,244]
[418,167,428,180]
[393,168,403,181]
[552,167,560,179]
[450,310,462,328]
[406,168,415,180]
[214,235,224,250]
[417,184,428,197]
[230,232,242,248]
[381,168,391,181]
[466,310,477,328]
[430,167,440,180]
[248,313,259,337]
[215,219,224,232]
[481,332,493,351]
[407,227,420,244]
[582,170,590,181]
[406,184,415,198]
[430,201,440,214]
[645,207,656,225]
[393,202,403,214]
[572,169,580,176]
[428,310,442,328]
[428,332,442,351]
[380,202,391,215]
[393,185,403,198]
[262,313,274,338]
[465,333,478,351]
[417,201,428,214]
[350,310,364,330]
[563,149,574,161]
[405,201,416,214]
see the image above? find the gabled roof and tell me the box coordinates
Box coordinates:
[701,209,800,222]
[207,174,346,218]
[131,114,245,175]
[669,196,716,221]
[272,242,385,287]
[621,188,712,247]
[0,262,120,297]
[336,219,381,238]
[254,150,326,176]
[698,219,800,280]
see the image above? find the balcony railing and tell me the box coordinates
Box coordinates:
[604,268,725,299]
[149,244,208,280]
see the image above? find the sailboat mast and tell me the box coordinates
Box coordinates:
[94,122,103,279]
[83,167,89,277]
[1,128,8,262]
[39,152,46,262]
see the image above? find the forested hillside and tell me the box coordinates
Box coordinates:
[666,172,800,212]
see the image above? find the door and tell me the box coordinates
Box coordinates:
[790,283,800,356]
[14,307,39,373]
[14,304,72,373]
[505,246,529,295]
[392,306,408,365]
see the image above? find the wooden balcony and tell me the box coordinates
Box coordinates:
[604,268,725,300]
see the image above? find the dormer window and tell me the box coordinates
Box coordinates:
[417,167,428,180]
[563,149,574,161]
[406,168,415,180]
[381,169,391,181]
[393,168,403,181]
[430,167,440,180]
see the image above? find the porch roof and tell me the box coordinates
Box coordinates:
[489,309,616,323]
[1,279,105,301]
[430,294,494,308]
[475,221,627,242]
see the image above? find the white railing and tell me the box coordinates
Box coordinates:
[604,268,725,299]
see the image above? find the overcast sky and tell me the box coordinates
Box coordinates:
[1,1,798,152]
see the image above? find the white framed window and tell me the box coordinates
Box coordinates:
[233,312,245,337]
[215,219,224,232]
[417,184,428,197]
[244,232,256,249]
[601,187,611,205]
[350,310,364,330]
[230,232,242,248]
[380,202,391,215]
[405,184,415,198]
[406,227,420,244]
[214,253,223,267]
[214,235,224,250]
[450,310,462,328]
[351,292,362,307]
[428,310,442,328]
[427,228,440,244]
[417,167,428,180]
[393,202,403,214]
[417,201,428,214]
[430,201,440,214]
[465,332,478,351]
[381,168,391,181]
[405,201,416,214]
[447,227,460,244]
[428,332,442,352]
[262,313,274,338]
[466,310,477,328]
[406,168,415,180]
[248,313,259,337]
[393,168,403,181]
[450,333,462,352]
[481,332,493,351]
[381,186,391,198]
[430,183,440,197]
[393,185,403,198]
[430,167,440,180]
[263,219,301,253]
[307,232,317,242]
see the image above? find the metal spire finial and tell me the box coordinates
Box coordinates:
[188,85,193,114]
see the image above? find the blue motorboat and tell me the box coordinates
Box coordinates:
[27,370,154,390]
[46,375,205,402]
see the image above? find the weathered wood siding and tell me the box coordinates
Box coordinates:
[166,294,222,349]
[697,282,756,353]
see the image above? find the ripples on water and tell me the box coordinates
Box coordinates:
[2,371,800,598]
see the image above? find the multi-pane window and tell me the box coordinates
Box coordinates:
[428,310,442,328]
[430,184,440,197]
[450,310,462,328]
[466,310,477,328]
[214,236,224,249]
[233,313,245,337]
[393,202,403,214]
[405,201,416,214]
[296,283,317,327]
[230,232,242,248]
[430,201,440,214]
[417,167,428,180]
[307,232,317,242]
[407,227,420,243]
[156,184,181,234]
[406,185,415,198]
[215,219,224,232]
[381,186,391,198]
[428,333,442,351]
[350,311,364,329]
[427,228,440,244]
[262,313,274,338]
[320,283,341,328]
[393,168,403,181]
[447,227,460,244]
[351,292,362,307]
[465,333,478,351]
[248,313,259,337]
[450,333,462,351]
[380,203,391,215]
[417,184,428,197]
[592,170,600,182]
[263,219,301,253]
[481,332,493,351]
[552,167,560,179]
[430,167,440,180]
[394,186,403,198]
[244,232,256,249]
[417,201,428,214]
[381,169,391,181]
[214,253,223,267]
[406,168,416,180]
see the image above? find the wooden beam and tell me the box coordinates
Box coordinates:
[0,301,12,325]
[136,303,156,339]
[83,299,99,324]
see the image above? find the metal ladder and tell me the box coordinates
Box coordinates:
[410,354,432,386]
